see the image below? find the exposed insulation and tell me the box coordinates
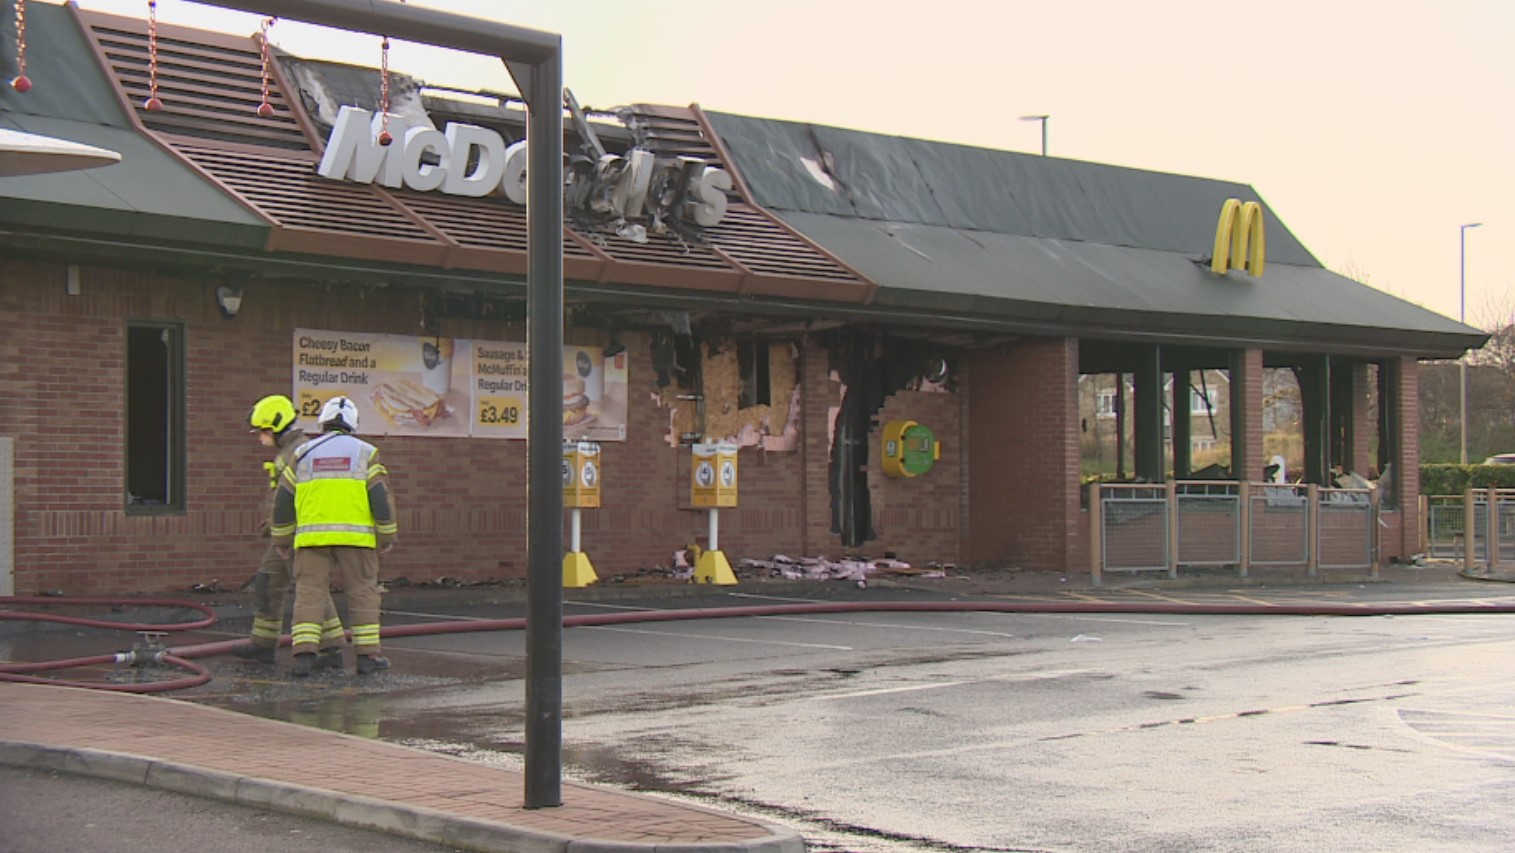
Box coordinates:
[659,340,800,449]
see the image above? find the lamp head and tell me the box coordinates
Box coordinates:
[215,285,244,319]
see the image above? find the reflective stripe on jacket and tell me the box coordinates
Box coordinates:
[290,434,378,549]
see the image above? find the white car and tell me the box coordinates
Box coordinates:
[1482,453,1515,465]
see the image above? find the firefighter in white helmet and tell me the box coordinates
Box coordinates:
[237,395,347,670]
[271,395,398,677]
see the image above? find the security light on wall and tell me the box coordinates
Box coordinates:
[215,285,244,319]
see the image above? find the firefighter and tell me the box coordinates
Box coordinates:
[271,396,397,677]
[236,395,347,671]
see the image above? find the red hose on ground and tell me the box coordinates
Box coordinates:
[6,594,1515,693]
[0,596,217,632]
[369,597,1515,642]
[0,596,219,691]
[0,655,211,693]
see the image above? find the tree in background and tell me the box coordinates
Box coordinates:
[1420,293,1515,463]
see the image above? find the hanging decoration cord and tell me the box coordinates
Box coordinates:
[142,0,163,111]
[375,0,404,146]
[10,0,29,92]
[256,16,275,117]
[377,33,393,145]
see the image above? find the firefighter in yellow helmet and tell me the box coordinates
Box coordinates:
[271,395,398,677]
[236,396,347,671]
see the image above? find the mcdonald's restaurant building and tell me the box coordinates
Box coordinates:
[0,5,1485,596]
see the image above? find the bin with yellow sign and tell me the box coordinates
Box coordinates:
[562,441,601,587]
[690,442,738,584]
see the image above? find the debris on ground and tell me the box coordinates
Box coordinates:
[735,554,952,583]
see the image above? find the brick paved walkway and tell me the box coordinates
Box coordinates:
[0,682,802,852]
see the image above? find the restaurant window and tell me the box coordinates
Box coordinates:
[737,339,771,408]
[125,321,186,514]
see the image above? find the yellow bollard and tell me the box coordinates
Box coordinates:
[694,548,737,585]
[563,550,598,588]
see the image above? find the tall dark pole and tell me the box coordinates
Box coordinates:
[511,51,565,809]
[195,0,565,808]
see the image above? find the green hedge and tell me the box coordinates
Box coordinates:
[1421,464,1515,496]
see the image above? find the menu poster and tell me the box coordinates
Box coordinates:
[472,341,629,442]
[293,329,628,441]
[293,330,470,438]
[471,341,530,439]
[563,344,629,442]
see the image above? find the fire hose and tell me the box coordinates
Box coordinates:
[4,594,1515,694]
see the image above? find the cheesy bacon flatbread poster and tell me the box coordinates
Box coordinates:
[292,329,627,440]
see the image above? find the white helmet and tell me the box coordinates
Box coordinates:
[318,395,359,433]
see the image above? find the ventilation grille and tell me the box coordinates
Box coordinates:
[708,205,861,282]
[623,104,720,163]
[398,193,596,260]
[85,14,309,150]
[176,144,436,241]
[578,227,733,271]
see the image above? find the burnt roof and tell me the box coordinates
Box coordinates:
[0,4,1485,359]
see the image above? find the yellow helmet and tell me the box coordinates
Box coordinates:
[248,395,297,434]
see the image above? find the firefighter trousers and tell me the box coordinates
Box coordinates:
[248,543,346,652]
[291,545,381,658]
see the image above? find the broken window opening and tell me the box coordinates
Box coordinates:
[125,321,186,514]
[737,338,771,408]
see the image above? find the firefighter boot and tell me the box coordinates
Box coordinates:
[312,648,344,672]
[356,654,391,675]
[291,653,316,678]
[232,642,276,665]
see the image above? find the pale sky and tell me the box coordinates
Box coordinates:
[67,0,1514,329]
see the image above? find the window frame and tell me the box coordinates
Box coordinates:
[124,320,187,516]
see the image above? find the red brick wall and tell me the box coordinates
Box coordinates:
[0,257,1431,591]
[965,338,1081,570]
[1388,357,1421,560]
[1234,349,1266,481]
[799,341,835,555]
[1,260,969,594]
[1350,362,1372,476]
[865,382,966,566]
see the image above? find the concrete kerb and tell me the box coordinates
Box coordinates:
[0,739,804,853]
[0,740,562,853]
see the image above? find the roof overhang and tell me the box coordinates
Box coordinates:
[0,126,121,176]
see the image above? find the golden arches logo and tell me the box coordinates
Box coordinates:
[1210,198,1266,277]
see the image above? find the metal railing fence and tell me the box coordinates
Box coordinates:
[1422,488,1515,572]
[1090,480,1378,586]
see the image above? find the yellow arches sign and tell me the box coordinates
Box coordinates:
[1210,198,1266,277]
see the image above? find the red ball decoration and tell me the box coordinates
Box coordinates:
[377,130,393,147]
[11,75,31,93]
[143,96,164,112]
[256,102,275,118]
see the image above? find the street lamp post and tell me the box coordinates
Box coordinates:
[1019,114,1049,156]
[1460,222,1482,465]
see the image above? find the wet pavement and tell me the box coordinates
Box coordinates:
[3,559,1512,852]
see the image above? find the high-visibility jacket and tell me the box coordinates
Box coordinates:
[271,432,397,549]
[262,428,308,513]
